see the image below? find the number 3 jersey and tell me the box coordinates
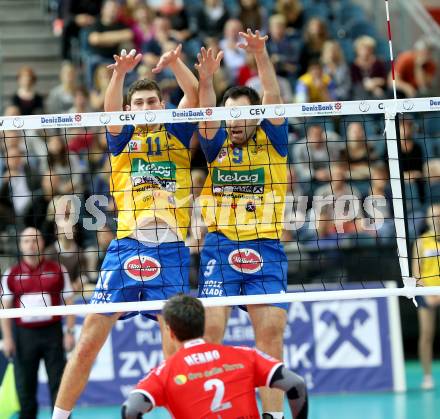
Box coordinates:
[133,339,282,418]
[199,119,288,241]
[106,123,196,241]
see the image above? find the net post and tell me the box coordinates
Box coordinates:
[383,104,417,305]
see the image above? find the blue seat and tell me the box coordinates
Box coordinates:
[338,38,355,63]
[345,20,377,39]
[334,4,366,24]
[303,4,331,21]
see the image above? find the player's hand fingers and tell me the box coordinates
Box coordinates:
[129,49,136,57]
[120,48,127,57]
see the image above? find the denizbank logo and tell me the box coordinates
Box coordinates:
[212,168,264,194]
[301,102,342,115]
[41,114,82,128]
[131,159,176,191]
[171,109,212,122]
[430,99,440,110]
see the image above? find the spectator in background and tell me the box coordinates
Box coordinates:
[156,0,191,43]
[292,124,342,183]
[238,0,268,34]
[90,64,112,111]
[424,159,440,206]
[117,0,144,27]
[266,14,300,80]
[298,17,329,76]
[296,59,335,103]
[219,19,246,82]
[192,0,230,40]
[85,0,133,88]
[351,36,387,100]
[0,147,47,230]
[399,118,425,214]
[321,40,351,101]
[365,163,394,240]
[275,0,305,34]
[412,204,440,390]
[11,66,44,115]
[68,86,92,114]
[1,227,76,419]
[142,16,175,68]
[314,163,362,202]
[46,62,77,115]
[399,119,424,182]
[395,38,437,98]
[45,219,87,292]
[202,37,231,102]
[130,3,156,52]
[58,0,102,61]
[42,135,84,200]
[340,122,380,180]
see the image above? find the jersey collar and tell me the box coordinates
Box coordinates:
[183,338,205,349]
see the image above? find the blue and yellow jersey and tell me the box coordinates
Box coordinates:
[199,119,288,241]
[417,231,440,286]
[107,123,196,240]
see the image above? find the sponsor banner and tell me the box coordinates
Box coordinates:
[36,283,404,406]
[171,108,213,122]
[40,114,82,128]
[300,102,343,116]
[429,98,440,110]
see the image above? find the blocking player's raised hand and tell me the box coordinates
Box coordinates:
[152,44,183,74]
[237,29,268,55]
[195,47,224,81]
[107,48,142,74]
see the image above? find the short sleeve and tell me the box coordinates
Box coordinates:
[135,368,166,408]
[106,125,135,156]
[260,119,288,157]
[1,268,13,305]
[165,122,198,148]
[252,349,283,388]
[60,265,74,301]
[199,128,227,163]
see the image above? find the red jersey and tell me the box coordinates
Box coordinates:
[133,339,282,418]
[1,259,73,328]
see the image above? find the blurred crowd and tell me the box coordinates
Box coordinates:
[0,0,439,287]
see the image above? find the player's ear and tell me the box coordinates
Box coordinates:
[124,104,131,111]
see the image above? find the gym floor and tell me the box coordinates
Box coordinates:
[38,361,439,419]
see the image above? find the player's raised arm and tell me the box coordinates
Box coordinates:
[152,44,199,109]
[105,48,142,134]
[238,29,283,124]
[195,47,224,140]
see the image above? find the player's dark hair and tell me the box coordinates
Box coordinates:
[126,79,162,105]
[222,86,261,106]
[162,295,205,341]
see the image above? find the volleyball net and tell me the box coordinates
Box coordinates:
[1,97,440,319]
